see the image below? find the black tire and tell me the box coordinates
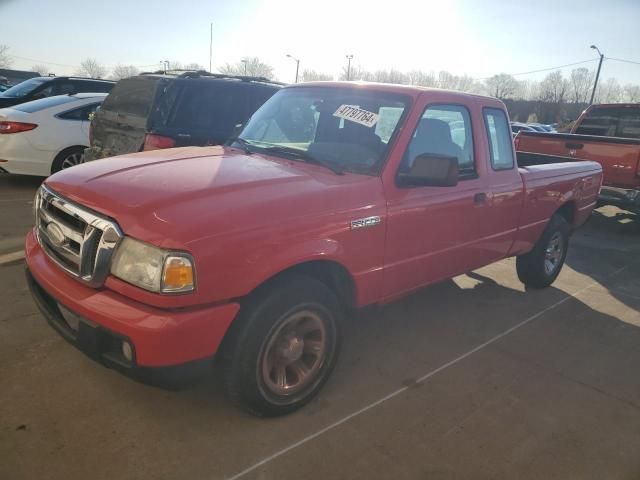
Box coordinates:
[220,274,342,417]
[51,146,86,174]
[516,214,570,289]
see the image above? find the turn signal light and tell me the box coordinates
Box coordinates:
[0,121,38,134]
[143,133,176,151]
[161,256,195,293]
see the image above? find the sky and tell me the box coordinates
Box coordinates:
[1,0,639,84]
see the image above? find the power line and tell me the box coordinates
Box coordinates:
[606,57,640,66]
[478,59,598,80]
[9,54,159,70]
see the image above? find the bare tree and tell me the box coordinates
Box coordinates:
[0,44,12,68]
[111,64,139,80]
[338,64,372,81]
[406,70,437,87]
[370,69,407,84]
[569,68,594,103]
[484,73,518,99]
[597,78,623,103]
[30,64,50,75]
[219,57,274,79]
[183,62,206,71]
[300,69,333,82]
[624,84,640,103]
[75,58,107,79]
[457,75,481,93]
[538,71,568,103]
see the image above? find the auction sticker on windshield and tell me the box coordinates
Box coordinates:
[333,104,379,128]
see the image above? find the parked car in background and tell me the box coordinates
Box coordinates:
[510,122,536,137]
[0,77,114,109]
[84,71,283,161]
[528,123,556,133]
[0,93,107,176]
[0,68,41,87]
[26,82,601,416]
[515,103,640,213]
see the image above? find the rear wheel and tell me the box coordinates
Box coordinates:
[51,147,86,174]
[220,274,342,417]
[516,214,570,288]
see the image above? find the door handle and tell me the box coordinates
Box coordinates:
[565,142,584,149]
[474,192,487,205]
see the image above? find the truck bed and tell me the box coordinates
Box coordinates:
[516,131,640,189]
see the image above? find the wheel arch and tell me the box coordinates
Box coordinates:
[555,201,577,227]
[246,259,357,312]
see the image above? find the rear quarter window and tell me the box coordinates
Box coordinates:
[575,107,640,139]
[165,82,249,134]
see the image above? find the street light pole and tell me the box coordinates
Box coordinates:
[589,45,604,105]
[209,23,213,73]
[286,54,300,83]
[241,59,248,75]
[345,54,354,81]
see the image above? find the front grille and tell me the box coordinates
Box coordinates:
[35,186,123,287]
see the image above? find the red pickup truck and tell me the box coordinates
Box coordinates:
[516,103,640,213]
[25,83,602,416]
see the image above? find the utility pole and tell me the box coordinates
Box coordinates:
[286,54,300,83]
[589,45,604,105]
[209,23,213,73]
[345,54,354,81]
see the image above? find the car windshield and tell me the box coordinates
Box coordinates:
[237,86,409,175]
[1,78,46,98]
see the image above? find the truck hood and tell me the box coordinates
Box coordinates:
[45,146,382,248]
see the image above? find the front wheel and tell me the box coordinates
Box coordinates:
[516,214,570,288]
[220,274,342,417]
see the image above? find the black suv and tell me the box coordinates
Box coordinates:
[0,76,115,108]
[85,71,283,160]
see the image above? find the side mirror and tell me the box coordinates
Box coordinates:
[398,153,459,187]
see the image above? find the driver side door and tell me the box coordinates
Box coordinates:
[382,103,489,300]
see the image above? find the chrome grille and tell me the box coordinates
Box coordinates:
[35,185,122,287]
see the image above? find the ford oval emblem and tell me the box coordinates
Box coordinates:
[46,222,66,247]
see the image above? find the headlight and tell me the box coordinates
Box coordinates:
[110,237,195,293]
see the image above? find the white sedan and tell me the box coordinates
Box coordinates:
[0,93,107,176]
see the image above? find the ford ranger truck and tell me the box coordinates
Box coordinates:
[25,83,602,416]
[515,103,640,213]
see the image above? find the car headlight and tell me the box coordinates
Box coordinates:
[110,237,195,293]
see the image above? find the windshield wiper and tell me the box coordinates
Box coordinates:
[228,137,254,154]
[259,145,344,175]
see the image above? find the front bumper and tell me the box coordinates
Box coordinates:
[25,231,240,389]
[598,186,640,213]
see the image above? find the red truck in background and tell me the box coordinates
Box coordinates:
[25,82,602,416]
[516,103,640,213]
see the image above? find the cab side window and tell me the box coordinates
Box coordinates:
[483,108,514,170]
[401,104,475,178]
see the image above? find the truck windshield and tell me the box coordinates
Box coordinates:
[1,78,46,98]
[237,86,409,175]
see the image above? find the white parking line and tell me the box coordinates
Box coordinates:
[0,250,25,265]
[226,265,630,480]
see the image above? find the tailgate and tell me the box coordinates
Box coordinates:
[90,76,164,158]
